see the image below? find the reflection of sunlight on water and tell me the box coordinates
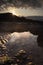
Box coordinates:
[5,31,38,51]
[9,32,38,43]
[5,31,38,60]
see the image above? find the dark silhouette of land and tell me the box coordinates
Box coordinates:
[27,16,43,21]
[0,13,43,47]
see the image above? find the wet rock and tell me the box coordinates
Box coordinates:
[14,50,28,64]
[26,62,35,65]
[15,50,27,60]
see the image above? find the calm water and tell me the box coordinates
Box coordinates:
[0,32,43,65]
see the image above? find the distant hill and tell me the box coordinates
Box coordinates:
[0,13,43,23]
[0,13,19,22]
[26,16,43,21]
[0,13,27,22]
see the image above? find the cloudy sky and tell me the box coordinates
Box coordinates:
[0,0,43,16]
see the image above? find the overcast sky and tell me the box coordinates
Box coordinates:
[0,0,43,16]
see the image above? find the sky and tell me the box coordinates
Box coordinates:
[0,0,43,16]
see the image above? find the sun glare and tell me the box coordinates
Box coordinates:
[10,10,17,16]
[8,7,19,16]
[11,11,16,15]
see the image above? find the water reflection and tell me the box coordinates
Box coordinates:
[0,32,43,65]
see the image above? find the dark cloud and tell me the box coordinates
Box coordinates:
[0,0,42,9]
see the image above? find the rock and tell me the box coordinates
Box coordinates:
[26,62,35,65]
[15,50,27,59]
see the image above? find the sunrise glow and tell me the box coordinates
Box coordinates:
[11,11,16,15]
[8,7,19,16]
